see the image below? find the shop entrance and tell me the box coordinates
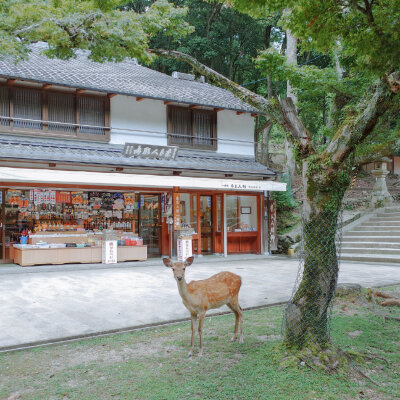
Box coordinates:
[139,194,161,257]
[200,195,213,254]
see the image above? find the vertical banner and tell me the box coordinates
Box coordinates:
[173,193,181,231]
[269,199,278,251]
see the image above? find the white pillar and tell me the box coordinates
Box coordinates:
[223,194,227,257]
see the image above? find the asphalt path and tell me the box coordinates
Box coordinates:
[1,256,399,351]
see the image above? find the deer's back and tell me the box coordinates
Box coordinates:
[187,271,242,310]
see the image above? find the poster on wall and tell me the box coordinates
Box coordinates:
[56,191,71,204]
[173,193,181,230]
[269,200,278,251]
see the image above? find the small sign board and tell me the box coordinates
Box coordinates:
[123,143,178,160]
[177,238,192,261]
[102,240,118,264]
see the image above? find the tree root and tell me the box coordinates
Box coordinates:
[381,299,400,307]
[279,345,389,387]
[384,315,400,322]
[369,289,400,307]
[372,290,393,299]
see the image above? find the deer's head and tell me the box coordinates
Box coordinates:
[163,256,194,282]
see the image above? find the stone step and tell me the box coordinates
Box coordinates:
[376,212,400,217]
[367,217,400,223]
[342,236,400,243]
[360,222,400,227]
[340,254,400,263]
[344,231,400,237]
[383,207,400,213]
[341,242,400,249]
[354,226,400,231]
[341,248,400,255]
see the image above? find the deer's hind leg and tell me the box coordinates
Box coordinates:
[227,296,243,344]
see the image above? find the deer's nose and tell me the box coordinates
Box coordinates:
[177,276,182,281]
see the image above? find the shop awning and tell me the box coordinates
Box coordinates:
[0,167,286,192]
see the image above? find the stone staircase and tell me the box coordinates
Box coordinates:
[341,207,400,263]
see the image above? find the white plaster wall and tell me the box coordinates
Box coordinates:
[109,95,168,146]
[109,95,255,158]
[217,111,255,156]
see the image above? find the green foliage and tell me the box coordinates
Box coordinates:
[0,0,193,63]
[272,172,297,210]
[146,0,269,86]
[230,0,400,76]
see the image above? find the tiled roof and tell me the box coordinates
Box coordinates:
[0,43,257,113]
[0,134,274,177]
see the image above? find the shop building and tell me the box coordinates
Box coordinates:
[0,43,285,266]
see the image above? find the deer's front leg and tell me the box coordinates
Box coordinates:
[188,313,197,358]
[198,311,206,358]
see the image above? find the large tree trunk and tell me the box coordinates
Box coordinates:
[284,162,348,349]
[284,208,340,348]
[284,29,298,179]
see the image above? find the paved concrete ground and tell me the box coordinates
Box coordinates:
[1,255,400,351]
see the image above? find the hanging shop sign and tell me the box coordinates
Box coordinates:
[173,193,181,230]
[123,143,179,160]
[269,199,278,251]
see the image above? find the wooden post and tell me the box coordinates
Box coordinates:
[1,189,5,263]
[197,194,201,255]
[256,194,261,254]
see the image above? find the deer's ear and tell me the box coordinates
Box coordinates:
[163,258,172,268]
[184,256,194,267]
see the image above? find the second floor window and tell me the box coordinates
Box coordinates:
[0,85,109,141]
[167,106,217,150]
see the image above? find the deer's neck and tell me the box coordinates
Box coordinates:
[177,279,192,303]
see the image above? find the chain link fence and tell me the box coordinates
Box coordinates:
[282,210,343,348]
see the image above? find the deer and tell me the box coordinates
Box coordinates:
[163,256,244,357]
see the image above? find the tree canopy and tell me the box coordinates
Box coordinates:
[0,0,192,62]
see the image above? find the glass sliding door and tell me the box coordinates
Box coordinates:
[139,194,161,257]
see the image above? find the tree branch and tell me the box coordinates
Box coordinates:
[149,48,272,112]
[323,74,398,164]
[149,48,313,156]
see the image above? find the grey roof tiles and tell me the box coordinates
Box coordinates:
[0,134,274,177]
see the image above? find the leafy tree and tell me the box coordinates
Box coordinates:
[0,0,192,62]
[151,0,400,352]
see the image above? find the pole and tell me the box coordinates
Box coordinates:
[223,194,227,258]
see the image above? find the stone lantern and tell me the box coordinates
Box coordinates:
[370,157,393,207]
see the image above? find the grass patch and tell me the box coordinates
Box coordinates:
[1,290,400,400]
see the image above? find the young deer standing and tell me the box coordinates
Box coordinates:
[163,256,244,357]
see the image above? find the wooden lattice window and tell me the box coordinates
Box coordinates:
[78,96,105,135]
[168,106,217,150]
[48,92,76,133]
[13,88,42,130]
[0,84,109,141]
[0,86,10,126]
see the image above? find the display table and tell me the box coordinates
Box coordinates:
[13,245,147,267]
